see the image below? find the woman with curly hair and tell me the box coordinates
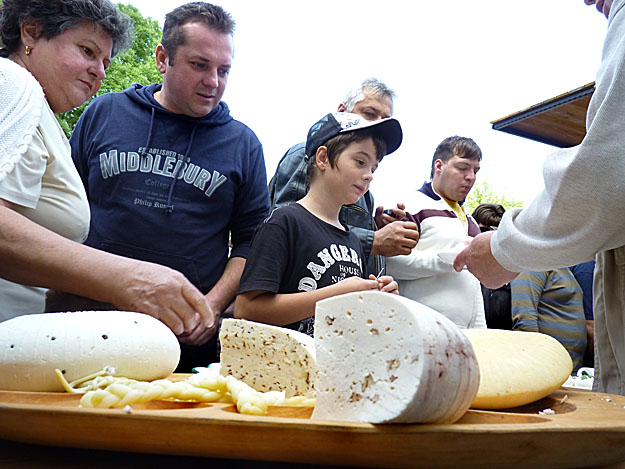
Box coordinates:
[0,0,215,341]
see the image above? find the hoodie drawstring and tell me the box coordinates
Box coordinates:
[166,123,198,213]
[139,106,199,214]
[140,107,156,160]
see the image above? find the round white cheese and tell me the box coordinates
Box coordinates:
[312,291,480,424]
[0,311,180,391]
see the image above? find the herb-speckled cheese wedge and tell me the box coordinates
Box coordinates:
[219,318,316,398]
[0,311,180,391]
[312,291,480,424]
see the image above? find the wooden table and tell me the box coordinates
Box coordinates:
[2,386,625,468]
[0,438,341,468]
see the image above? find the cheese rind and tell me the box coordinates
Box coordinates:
[219,319,316,398]
[463,329,573,409]
[0,311,180,391]
[311,291,480,424]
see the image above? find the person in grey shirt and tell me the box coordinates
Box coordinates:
[455,0,625,395]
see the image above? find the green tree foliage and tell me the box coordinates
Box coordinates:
[56,3,162,136]
[464,181,524,215]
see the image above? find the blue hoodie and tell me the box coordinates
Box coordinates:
[70,83,270,293]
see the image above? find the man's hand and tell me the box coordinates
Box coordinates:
[371,221,419,257]
[113,260,217,341]
[374,203,406,228]
[453,232,518,288]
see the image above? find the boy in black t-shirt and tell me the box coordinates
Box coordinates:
[235,112,402,336]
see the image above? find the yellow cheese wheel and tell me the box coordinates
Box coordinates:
[463,329,573,409]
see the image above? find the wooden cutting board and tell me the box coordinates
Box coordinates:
[1,380,624,469]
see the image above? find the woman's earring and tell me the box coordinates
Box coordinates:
[25,45,32,56]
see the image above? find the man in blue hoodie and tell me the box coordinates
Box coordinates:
[69,2,270,370]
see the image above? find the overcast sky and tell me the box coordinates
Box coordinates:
[124,0,608,209]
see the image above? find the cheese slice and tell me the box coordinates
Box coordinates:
[0,311,180,391]
[312,291,480,424]
[219,319,316,398]
[463,329,573,409]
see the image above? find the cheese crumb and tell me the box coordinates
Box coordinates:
[539,408,555,415]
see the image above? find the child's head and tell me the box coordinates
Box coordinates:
[304,112,402,185]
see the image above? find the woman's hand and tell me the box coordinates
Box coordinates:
[112,260,217,343]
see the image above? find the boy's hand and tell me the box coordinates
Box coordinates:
[369,274,399,295]
[337,276,379,293]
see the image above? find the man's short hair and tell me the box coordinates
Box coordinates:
[342,77,396,111]
[161,2,235,65]
[430,136,482,179]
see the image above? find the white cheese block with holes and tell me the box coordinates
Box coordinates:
[312,291,480,424]
[219,318,316,398]
[463,329,573,409]
[0,311,180,391]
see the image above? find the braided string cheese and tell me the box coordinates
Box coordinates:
[284,395,316,407]
[56,368,315,414]
[189,373,280,414]
[223,375,268,415]
[77,374,279,413]
[80,379,222,408]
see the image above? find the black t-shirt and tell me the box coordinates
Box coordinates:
[237,203,366,336]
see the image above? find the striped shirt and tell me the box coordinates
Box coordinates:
[511,268,587,371]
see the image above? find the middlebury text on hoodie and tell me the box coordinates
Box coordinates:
[70,83,270,293]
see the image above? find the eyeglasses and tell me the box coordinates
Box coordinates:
[479,225,498,233]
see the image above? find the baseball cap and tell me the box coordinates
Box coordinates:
[304,112,403,159]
